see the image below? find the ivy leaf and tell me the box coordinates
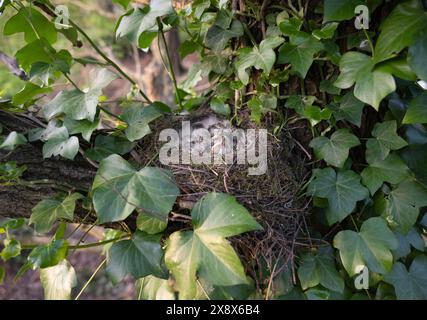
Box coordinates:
[392,228,425,259]
[4,7,57,44]
[403,92,427,124]
[323,0,363,22]
[136,212,168,235]
[42,126,79,160]
[85,135,135,162]
[43,68,116,122]
[28,240,68,269]
[0,131,27,151]
[366,121,408,164]
[312,22,339,40]
[374,0,427,64]
[205,15,243,52]
[236,36,284,85]
[308,168,368,225]
[106,231,166,283]
[122,103,164,142]
[64,117,100,142]
[310,129,360,168]
[278,33,323,78]
[409,34,427,82]
[30,193,83,234]
[165,193,262,299]
[92,154,179,223]
[116,0,173,49]
[29,51,73,86]
[333,217,398,276]
[330,92,365,127]
[384,255,427,300]
[378,179,427,234]
[1,239,21,261]
[361,154,410,195]
[334,52,396,110]
[15,39,55,72]
[40,260,77,300]
[135,276,175,300]
[112,0,131,9]
[12,83,52,106]
[297,246,344,293]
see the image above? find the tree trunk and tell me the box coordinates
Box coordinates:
[0,110,96,221]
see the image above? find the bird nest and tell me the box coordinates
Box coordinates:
[136,111,311,291]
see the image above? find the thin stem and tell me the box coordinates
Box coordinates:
[363,28,375,57]
[75,258,106,300]
[99,105,123,121]
[66,211,93,240]
[21,235,130,250]
[157,18,183,110]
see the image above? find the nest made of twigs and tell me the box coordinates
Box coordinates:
[135,109,311,293]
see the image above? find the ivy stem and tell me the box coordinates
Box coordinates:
[74,258,106,300]
[157,18,183,111]
[363,28,375,57]
[21,235,130,250]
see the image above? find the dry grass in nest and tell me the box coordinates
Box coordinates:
[136,112,312,293]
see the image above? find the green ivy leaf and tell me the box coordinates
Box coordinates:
[409,34,427,82]
[92,154,179,223]
[210,97,231,116]
[310,129,360,168]
[106,231,166,283]
[12,83,52,106]
[64,117,100,142]
[278,32,323,78]
[0,131,27,151]
[42,126,79,160]
[116,0,173,49]
[403,92,427,124]
[236,36,284,85]
[136,212,168,235]
[392,228,425,259]
[330,92,365,127]
[323,0,363,22]
[366,121,408,164]
[361,154,410,195]
[135,275,175,300]
[28,240,68,269]
[378,179,427,234]
[40,260,77,300]
[335,52,396,110]
[297,246,344,293]
[43,68,116,122]
[333,217,398,276]
[1,239,21,261]
[122,103,164,142]
[205,12,243,52]
[384,255,427,300]
[165,193,262,299]
[15,39,55,72]
[85,134,135,162]
[374,0,427,64]
[308,168,368,225]
[312,22,339,40]
[30,193,83,234]
[112,0,131,9]
[4,7,57,44]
